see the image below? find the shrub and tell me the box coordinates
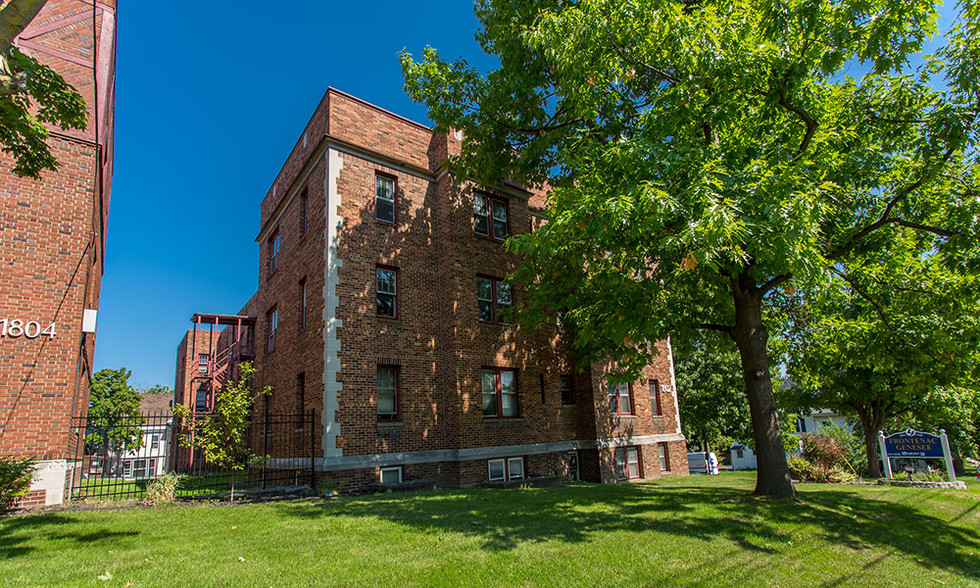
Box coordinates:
[144,472,184,505]
[801,433,846,469]
[1,457,37,512]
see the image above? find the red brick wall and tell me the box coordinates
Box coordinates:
[0,2,116,507]
[239,90,688,490]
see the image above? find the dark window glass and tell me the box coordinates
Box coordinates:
[376,267,397,318]
[560,376,574,404]
[376,175,395,223]
[482,368,517,418]
[473,193,489,235]
[377,366,398,420]
[491,199,508,239]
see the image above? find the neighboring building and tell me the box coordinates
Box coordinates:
[795,408,852,435]
[730,409,854,470]
[0,2,117,507]
[730,443,757,470]
[84,393,173,482]
[185,88,688,492]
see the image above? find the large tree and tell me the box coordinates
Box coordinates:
[402,0,980,497]
[1,0,87,178]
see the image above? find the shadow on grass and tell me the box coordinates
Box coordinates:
[0,514,140,558]
[276,481,980,583]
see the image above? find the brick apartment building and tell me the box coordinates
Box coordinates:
[180,88,687,491]
[0,2,116,506]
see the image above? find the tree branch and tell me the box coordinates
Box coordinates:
[759,273,793,296]
[698,323,734,334]
[826,146,957,260]
[774,76,818,156]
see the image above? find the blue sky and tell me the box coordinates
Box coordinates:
[94,2,960,390]
[93,2,497,389]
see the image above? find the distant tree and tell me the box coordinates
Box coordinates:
[674,333,752,454]
[784,234,980,477]
[141,384,172,395]
[402,0,980,498]
[173,362,270,501]
[1,0,87,178]
[86,368,145,453]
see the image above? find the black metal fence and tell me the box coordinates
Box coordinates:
[65,410,319,502]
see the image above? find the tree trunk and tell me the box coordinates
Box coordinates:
[860,407,887,479]
[730,275,796,499]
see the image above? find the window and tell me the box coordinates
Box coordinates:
[268,230,280,274]
[148,458,158,477]
[380,466,402,484]
[297,372,306,417]
[658,442,671,472]
[377,366,398,421]
[477,277,512,324]
[299,278,307,328]
[266,306,278,351]
[376,267,398,319]
[560,376,574,405]
[375,174,396,223]
[300,189,308,234]
[487,457,524,481]
[151,434,160,451]
[195,386,208,412]
[198,353,209,374]
[482,368,518,418]
[649,379,661,415]
[123,460,132,478]
[615,447,641,480]
[473,193,508,239]
[608,382,632,415]
[797,417,808,433]
[133,459,147,479]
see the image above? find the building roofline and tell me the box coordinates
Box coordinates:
[326,87,432,133]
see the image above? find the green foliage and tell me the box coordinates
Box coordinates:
[817,421,867,476]
[674,333,751,452]
[0,456,36,512]
[144,472,185,505]
[790,432,858,482]
[86,368,144,453]
[402,0,980,495]
[173,362,269,474]
[141,384,172,395]
[0,48,87,179]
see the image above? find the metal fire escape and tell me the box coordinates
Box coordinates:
[188,313,256,413]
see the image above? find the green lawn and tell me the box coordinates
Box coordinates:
[2,473,979,587]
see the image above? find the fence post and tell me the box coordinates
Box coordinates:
[309,409,316,490]
[262,415,269,490]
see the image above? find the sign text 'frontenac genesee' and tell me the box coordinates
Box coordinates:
[883,429,944,458]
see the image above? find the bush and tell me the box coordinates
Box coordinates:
[144,472,184,504]
[801,433,846,469]
[787,451,856,484]
[1,457,37,512]
[817,421,867,477]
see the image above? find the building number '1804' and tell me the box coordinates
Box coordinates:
[0,319,56,339]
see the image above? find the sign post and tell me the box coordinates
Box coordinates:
[878,431,893,478]
[880,429,956,482]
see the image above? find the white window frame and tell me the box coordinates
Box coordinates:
[488,457,525,482]
[380,466,402,484]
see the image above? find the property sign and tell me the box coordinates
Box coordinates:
[882,430,944,458]
[878,428,957,482]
